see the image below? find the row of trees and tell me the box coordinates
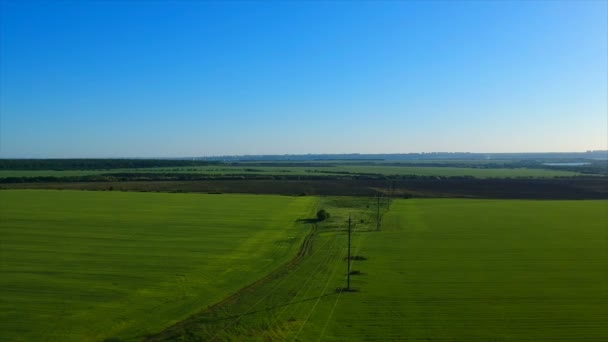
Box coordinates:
[0,159,218,171]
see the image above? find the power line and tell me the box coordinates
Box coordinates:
[376,194,381,231]
[347,216,352,290]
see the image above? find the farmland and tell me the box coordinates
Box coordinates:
[0,190,317,341]
[311,199,608,341]
[2,1,607,341]
[0,164,587,179]
[152,198,608,341]
[2,190,607,341]
[3,158,605,201]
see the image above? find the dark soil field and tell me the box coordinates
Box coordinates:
[2,177,607,199]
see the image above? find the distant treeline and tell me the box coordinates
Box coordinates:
[0,159,219,171]
[228,162,334,167]
[200,151,608,162]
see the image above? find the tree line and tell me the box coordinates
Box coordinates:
[0,159,219,171]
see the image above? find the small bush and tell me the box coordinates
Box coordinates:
[316,209,330,221]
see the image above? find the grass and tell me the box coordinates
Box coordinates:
[0,190,318,341]
[3,191,606,341]
[153,197,608,341]
[309,199,608,341]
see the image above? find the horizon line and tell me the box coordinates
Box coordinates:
[1,150,607,160]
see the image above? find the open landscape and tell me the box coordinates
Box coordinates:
[1,1,607,341]
[0,190,317,341]
[1,190,606,341]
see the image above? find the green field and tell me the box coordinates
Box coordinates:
[324,165,582,177]
[153,198,608,341]
[2,191,606,341]
[311,199,608,341]
[0,164,584,179]
[0,190,317,341]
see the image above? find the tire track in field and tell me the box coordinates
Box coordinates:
[209,223,344,340]
[293,223,366,341]
[205,223,329,340]
[206,225,341,340]
[146,222,320,341]
[318,224,371,341]
[275,231,343,326]
[267,225,343,330]
[291,234,346,342]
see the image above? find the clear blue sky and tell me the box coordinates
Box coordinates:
[1,1,606,158]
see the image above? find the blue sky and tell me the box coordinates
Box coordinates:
[1,1,606,158]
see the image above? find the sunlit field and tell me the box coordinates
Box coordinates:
[0,190,317,341]
[152,198,608,341]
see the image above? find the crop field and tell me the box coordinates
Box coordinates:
[0,190,317,341]
[312,199,608,341]
[0,164,585,179]
[124,165,583,178]
[322,165,582,178]
[2,191,606,342]
[153,198,608,341]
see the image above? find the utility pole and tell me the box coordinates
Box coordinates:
[376,194,381,230]
[347,216,352,290]
[388,182,394,209]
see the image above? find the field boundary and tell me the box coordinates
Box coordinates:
[145,222,320,341]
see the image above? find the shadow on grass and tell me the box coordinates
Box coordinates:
[198,292,338,323]
[295,218,320,224]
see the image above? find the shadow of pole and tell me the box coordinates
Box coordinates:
[200,292,338,322]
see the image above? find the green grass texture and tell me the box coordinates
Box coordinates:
[157,197,608,341]
[0,190,318,341]
[313,199,608,341]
